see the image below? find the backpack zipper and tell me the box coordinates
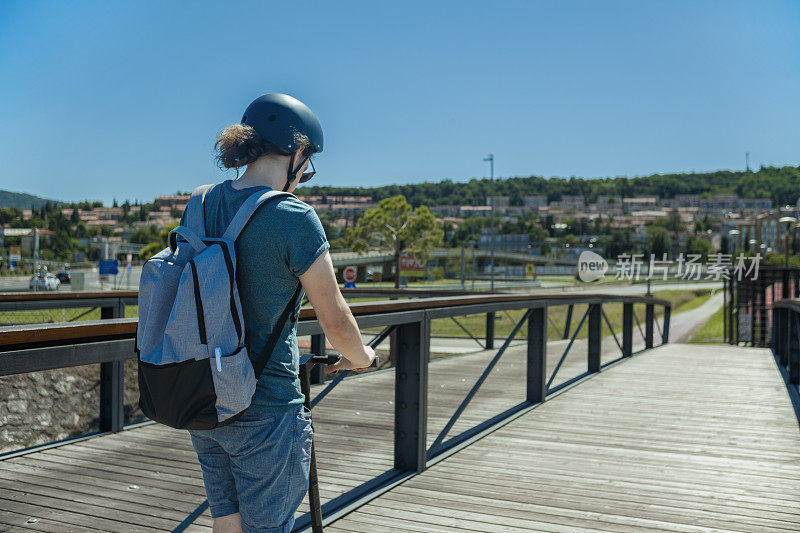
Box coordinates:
[189,259,207,345]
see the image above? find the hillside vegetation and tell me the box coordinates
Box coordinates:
[299,165,800,208]
[0,189,56,210]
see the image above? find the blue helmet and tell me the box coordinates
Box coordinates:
[241,93,323,155]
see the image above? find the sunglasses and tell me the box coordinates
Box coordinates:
[299,156,316,183]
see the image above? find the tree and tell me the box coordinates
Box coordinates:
[139,223,178,259]
[685,237,714,261]
[346,195,443,288]
[645,226,671,258]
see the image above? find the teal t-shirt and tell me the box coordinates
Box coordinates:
[181,179,330,415]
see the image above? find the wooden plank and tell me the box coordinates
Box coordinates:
[336,344,800,532]
[3,342,799,533]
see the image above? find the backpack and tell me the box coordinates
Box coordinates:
[136,184,304,430]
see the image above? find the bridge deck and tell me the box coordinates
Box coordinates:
[2,340,799,532]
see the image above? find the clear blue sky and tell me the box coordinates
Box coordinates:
[1,0,798,204]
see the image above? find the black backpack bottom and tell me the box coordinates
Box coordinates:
[138,358,221,430]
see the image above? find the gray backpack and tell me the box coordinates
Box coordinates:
[136,184,303,430]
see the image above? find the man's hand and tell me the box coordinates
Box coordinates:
[325,346,376,374]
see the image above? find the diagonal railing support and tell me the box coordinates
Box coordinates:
[633,308,646,345]
[601,307,623,354]
[311,325,397,408]
[427,309,532,457]
[449,316,484,349]
[546,306,590,390]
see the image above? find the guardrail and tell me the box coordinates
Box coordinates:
[0,291,670,530]
[0,288,495,327]
[770,299,800,421]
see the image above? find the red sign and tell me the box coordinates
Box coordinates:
[343,266,357,282]
[399,256,424,271]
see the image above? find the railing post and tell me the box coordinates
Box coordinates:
[563,304,573,340]
[485,312,495,350]
[776,309,792,366]
[790,314,800,386]
[622,303,633,357]
[527,306,547,403]
[645,303,654,349]
[662,307,671,344]
[100,301,125,433]
[782,269,790,299]
[588,303,601,373]
[723,278,728,344]
[771,308,778,358]
[394,317,429,473]
[774,308,783,362]
[310,334,326,385]
[728,278,736,344]
[782,308,791,367]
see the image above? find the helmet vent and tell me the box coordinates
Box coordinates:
[268,114,277,122]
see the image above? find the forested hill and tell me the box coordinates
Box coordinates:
[298,165,800,208]
[0,189,56,210]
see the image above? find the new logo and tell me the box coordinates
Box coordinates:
[578,251,608,282]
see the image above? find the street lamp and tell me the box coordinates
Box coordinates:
[728,229,740,261]
[483,153,495,291]
[778,216,797,268]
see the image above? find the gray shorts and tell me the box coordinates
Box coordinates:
[189,404,313,533]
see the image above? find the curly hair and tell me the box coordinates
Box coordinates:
[214,124,310,170]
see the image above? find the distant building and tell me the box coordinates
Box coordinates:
[700,194,738,212]
[478,231,530,253]
[672,194,700,208]
[550,195,585,211]
[737,198,772,210]
[523,196,547,210]
[623,197,658,211]
[593,195,623,214]
[486,196,510,209]
[459,205,492,217]
[154,195,190,210]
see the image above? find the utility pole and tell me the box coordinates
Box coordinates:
[460,242,465,289]
[484,153,495,291]
[33,228,39,292]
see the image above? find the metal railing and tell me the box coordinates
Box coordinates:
[769,299,800,422]
[0,291,671,531]
[724,266,800,347]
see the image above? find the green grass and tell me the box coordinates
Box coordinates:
[689,305,725,343]
[651,288,712,312]
[668,289,711,314]
[1,287,710,344]
[372,288,708,342]
[0,305,140,325]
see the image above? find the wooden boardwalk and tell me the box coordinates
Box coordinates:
[2,339,799,532]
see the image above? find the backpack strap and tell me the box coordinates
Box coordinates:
[222,189,296,242]
[185,184,215,237]
[252,281,304,379]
